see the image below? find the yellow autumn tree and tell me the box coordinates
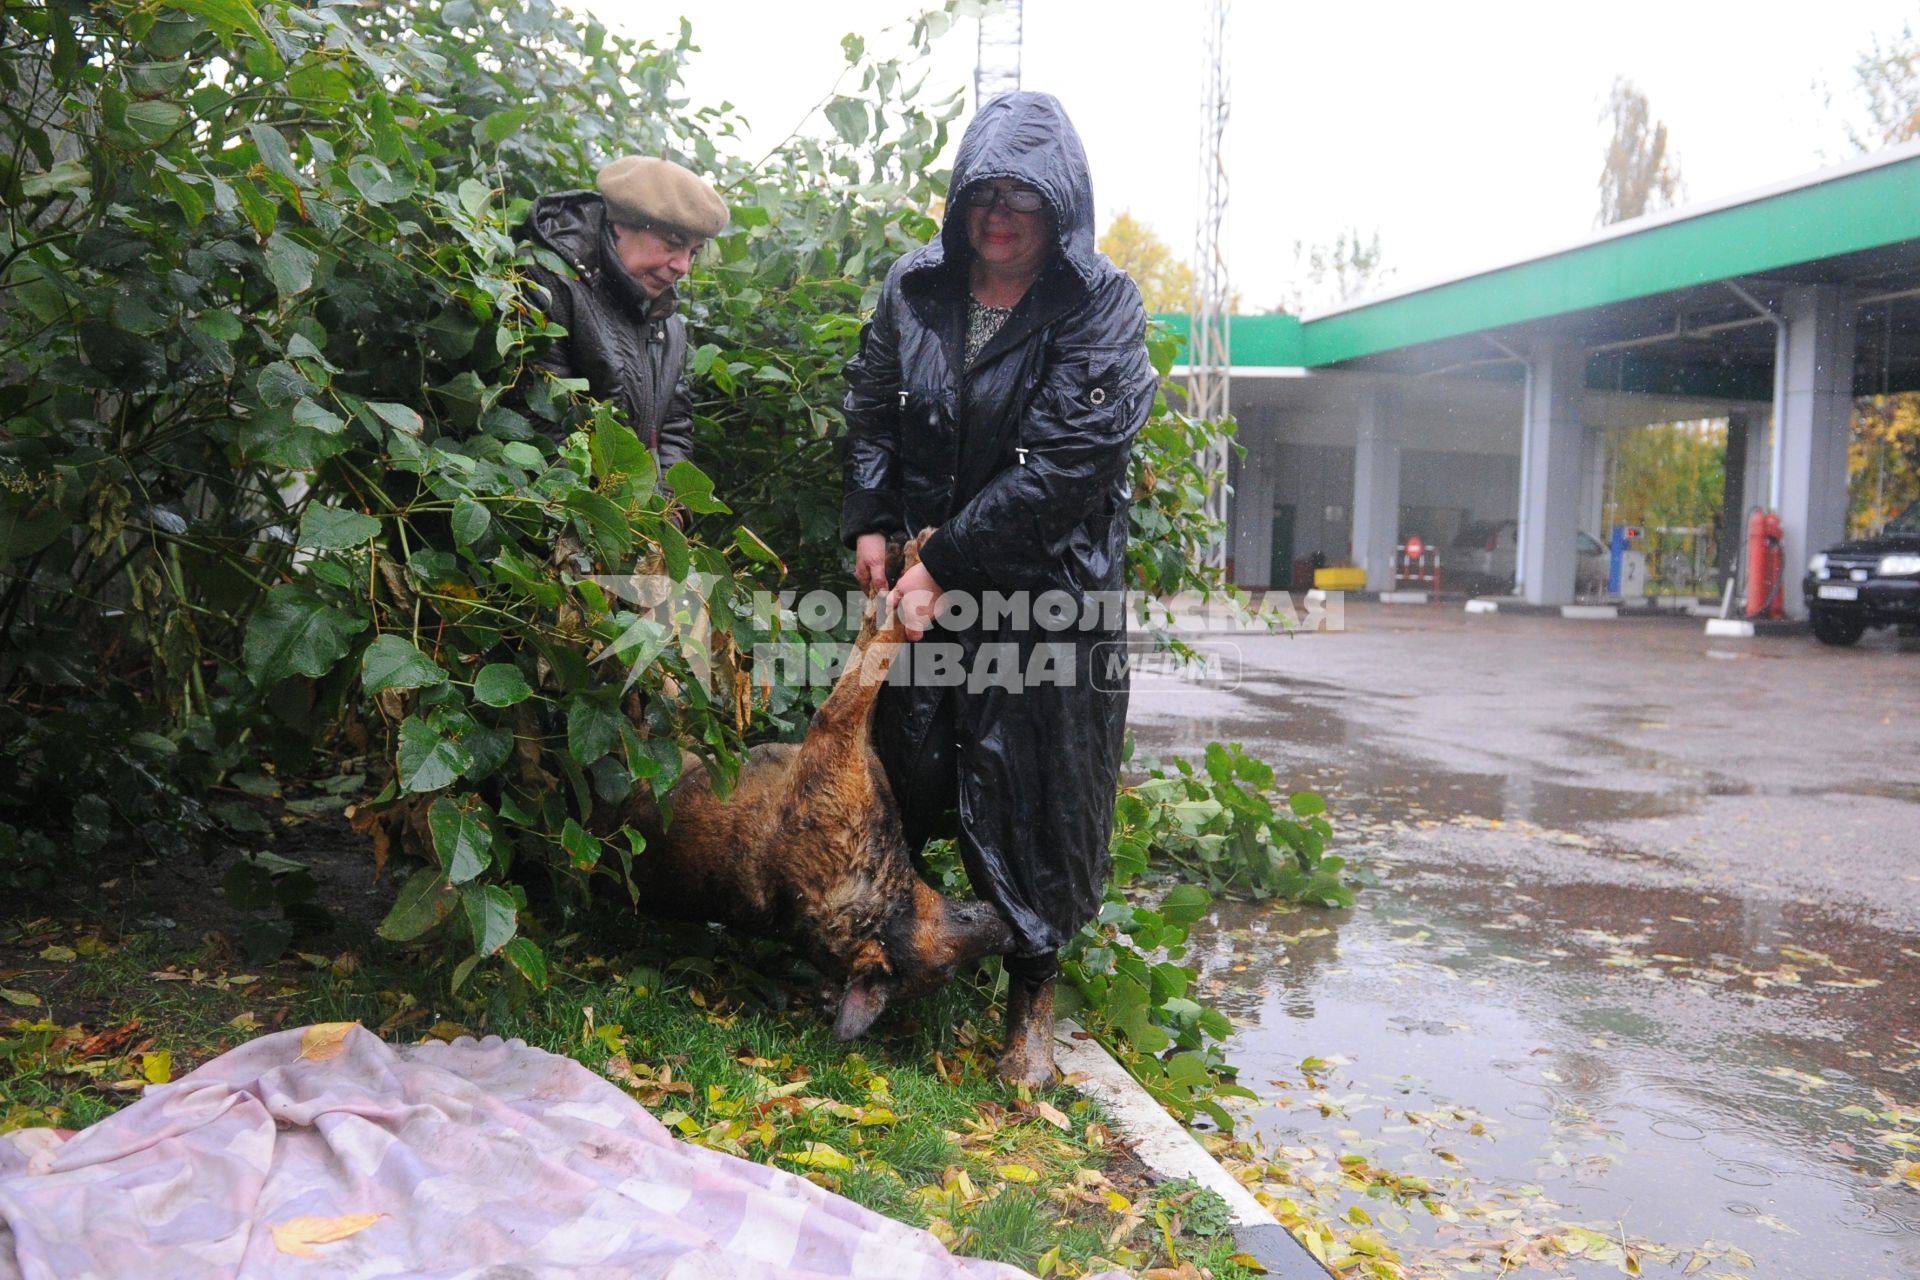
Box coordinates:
[1098,211,1195,313]
[1851,395,1920,534]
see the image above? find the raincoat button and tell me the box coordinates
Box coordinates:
[1089,387,1106,406]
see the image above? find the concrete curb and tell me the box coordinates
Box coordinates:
[1055,1021,1333,1278]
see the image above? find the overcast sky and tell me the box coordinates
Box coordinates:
[590,0,1918,310]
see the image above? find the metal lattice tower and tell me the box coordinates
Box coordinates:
[1189,0,1231,567]
[974,1,1023,109]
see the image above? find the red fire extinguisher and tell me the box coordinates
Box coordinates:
[1745,508,1783,620]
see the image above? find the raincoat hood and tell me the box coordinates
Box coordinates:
[935,92,1101,287]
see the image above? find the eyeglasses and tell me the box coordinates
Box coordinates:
[963,185,1045,214]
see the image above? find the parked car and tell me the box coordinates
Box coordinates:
[1802,502,1920,646]
[1447,520,1608,596]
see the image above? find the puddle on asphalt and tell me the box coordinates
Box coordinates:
[1182,866,1920,1278]
[1126,679,1920,1275]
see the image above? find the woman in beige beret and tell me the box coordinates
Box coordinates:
[515,156,727,473]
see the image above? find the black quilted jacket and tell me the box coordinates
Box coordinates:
[517,190,694,469]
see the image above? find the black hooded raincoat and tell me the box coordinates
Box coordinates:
[840,93,1156,959]
[516,191,695,468]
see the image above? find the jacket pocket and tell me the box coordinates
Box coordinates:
[1047,345,1145,431]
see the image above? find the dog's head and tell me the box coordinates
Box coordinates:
[829,883,1014,1041]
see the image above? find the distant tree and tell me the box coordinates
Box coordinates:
[1098,211,1195,312]
[1840,21,1920,151]
[1268,228,1392,316]
[1606,421,1725,591]
[1597,77,1683,225]
[1852,396,1920,535]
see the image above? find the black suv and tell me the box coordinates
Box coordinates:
[1803,502,1920,645]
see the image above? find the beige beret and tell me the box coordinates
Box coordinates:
[596,156,728,238]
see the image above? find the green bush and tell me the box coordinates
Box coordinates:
[0,0,1340,1113]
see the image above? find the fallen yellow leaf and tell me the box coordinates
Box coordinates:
[39,945,76,963]
[785,1142,854,1171]
[0,988,42,1008]
[271,1212,387,1258]
[141,1050,172,1084]
[300,1022,360,1062]
[996,1163,1039,1183]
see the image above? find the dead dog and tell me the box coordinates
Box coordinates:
[615,532,1014,1039]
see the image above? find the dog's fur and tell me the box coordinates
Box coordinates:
[614,534,1013,1039]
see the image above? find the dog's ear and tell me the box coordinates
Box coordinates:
[832,973,891,1040]
[831,940,893,1041]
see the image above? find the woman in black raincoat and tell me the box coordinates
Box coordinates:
[840,92,1155,1084]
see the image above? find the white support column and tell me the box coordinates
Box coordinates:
[1518,336,1586,606]
[1776,285,1857,619]
[1349,386,1402,593]
[1578,424,1607,541]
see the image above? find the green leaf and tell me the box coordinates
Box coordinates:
[244,587,365,683]
[347,155,413,204]
[21,159,90,198]
[461,883,518,956]
[567,695,622,766]
[457,177,491,219]
[364,400,423,436]
[561,818,601,870]
[502,937,548,988]
[247,122,302,186]
[397,715,474,793]
[360,634,446,693]
[377,867,456,942]
[124,100,184,144]
[472,663,533,707]
[451,496,490,547]
[264,234,317,297]
[824,96,868,145]
[1288,791,1327,818]
[657,517,690,581]
[479,107,532,144]
[298,505,380,550]
[429,794,493,884]
[664,460,729,515]
[591,416,653,488]
[731,525,784,569]
[257,360,312,407]
[1157,884,1211,927]
[293,398,346,435]
[231,175,279,236]
[166,0,280,72]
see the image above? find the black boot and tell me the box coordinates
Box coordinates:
[995,959,1058,1087]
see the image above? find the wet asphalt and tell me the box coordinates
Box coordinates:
[1127,602,1920,1278]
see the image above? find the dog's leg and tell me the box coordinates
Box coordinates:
[994,971,1058,1087]
[806,527,934,738]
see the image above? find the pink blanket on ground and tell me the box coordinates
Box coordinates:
[0,1023,1121,1279]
